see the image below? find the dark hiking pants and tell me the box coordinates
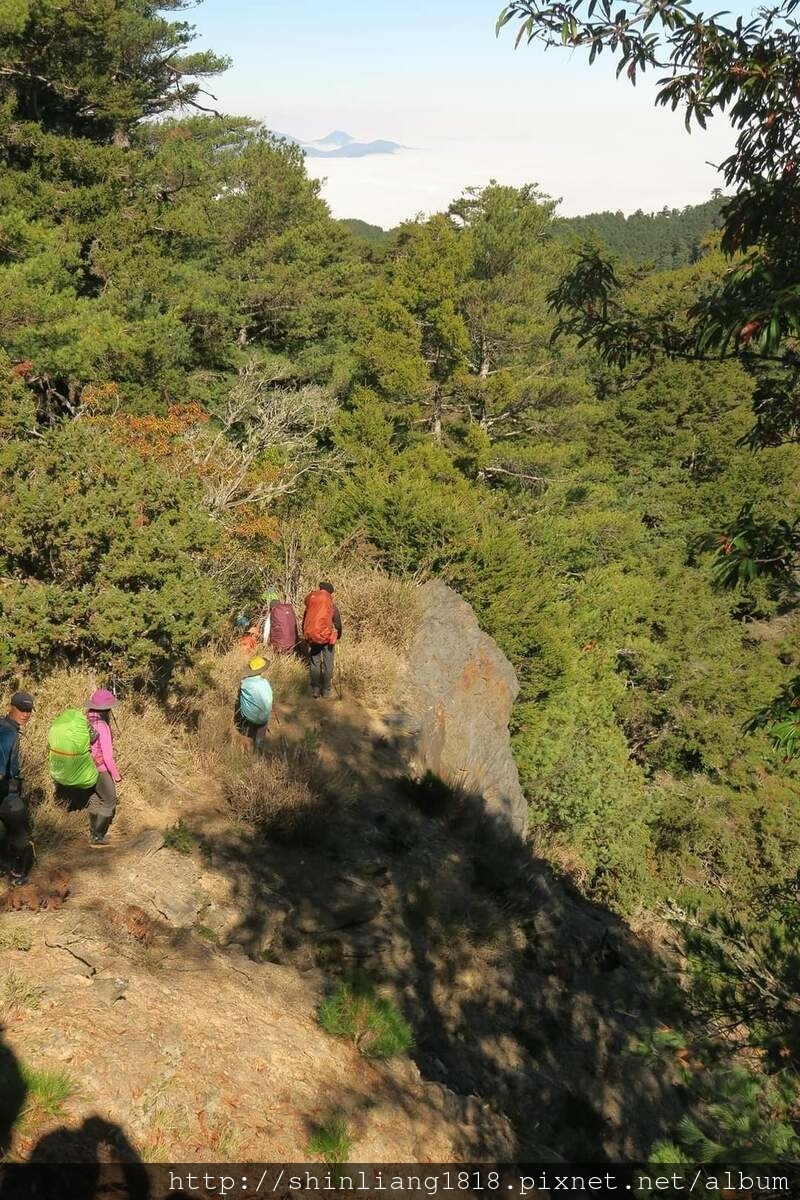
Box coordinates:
[234,706,268,753]
[309,643,335,697]
[242,718,268,752]
[0,794,33,877]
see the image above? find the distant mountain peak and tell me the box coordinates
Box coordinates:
[302,137,405,159]
[275,129,406,159]
[320,131,355,147]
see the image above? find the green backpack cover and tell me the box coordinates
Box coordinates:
[48,709,99,789]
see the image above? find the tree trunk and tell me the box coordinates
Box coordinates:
[478,336,490,430]
[431,390,442,441]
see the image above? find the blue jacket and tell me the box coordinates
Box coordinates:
[238,676,273,726]
[0,716,22,800]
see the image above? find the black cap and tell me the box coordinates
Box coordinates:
[319,581,334,594]
[10,691,34,713]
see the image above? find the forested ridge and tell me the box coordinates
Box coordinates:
[1,0,799,1158]
[554,196,725,267]
[341,198,726,267]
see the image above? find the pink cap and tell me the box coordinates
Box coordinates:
[88,688,118,710]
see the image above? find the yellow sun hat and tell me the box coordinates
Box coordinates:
[247,656,267,674]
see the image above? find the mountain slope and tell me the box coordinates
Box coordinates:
[1,594,684,1162]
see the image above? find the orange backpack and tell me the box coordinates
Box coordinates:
[303,590,337,645]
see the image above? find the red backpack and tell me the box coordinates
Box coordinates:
[303,590,337,646]
[269,602,298,653]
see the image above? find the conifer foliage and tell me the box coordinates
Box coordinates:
[0,0,229,139]
[500,0,800,756]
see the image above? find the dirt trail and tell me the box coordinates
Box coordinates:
[0,687,512,1163]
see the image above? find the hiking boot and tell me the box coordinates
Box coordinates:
[89,814,112,846]
[9,872,28,887]
[311,690,321,699]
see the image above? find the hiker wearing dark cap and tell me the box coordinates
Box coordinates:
[0,692,35,885]
[235,657,273,752]
[302,582,342,699]
[86,689,122,847]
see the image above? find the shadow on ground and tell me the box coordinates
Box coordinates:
[191,696,685,1161]
[0,1030,26,1159]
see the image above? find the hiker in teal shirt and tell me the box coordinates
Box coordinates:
[235,656,273,752]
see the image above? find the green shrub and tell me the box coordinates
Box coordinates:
[163,821,196,855]
[306,1112,352,1165]
[651,1068,800,1162]
[0,419,226,685]
[318,978,413,1060]
[194,925,219,944]
[20,1065,75,1118]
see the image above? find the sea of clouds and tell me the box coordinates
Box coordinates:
[303,118,735,228]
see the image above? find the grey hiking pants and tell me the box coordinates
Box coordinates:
[309,643,335,696]
[89,771,117,820]
[56,771,117,821]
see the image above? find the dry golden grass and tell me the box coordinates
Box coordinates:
[18,667,194,860]
[331,570,418,652]
[335,636,404,709]
[13,570,419,854]
[263,652,308,700]
[117,699,194,814]
[332,571,418,706]
[185,647,307,770]
[29,792,83,860]
[2,970,43,1015]
[224,746,327,840]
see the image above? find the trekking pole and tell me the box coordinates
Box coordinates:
[333,653,343,702]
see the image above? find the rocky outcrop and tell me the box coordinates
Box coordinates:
[393,580,527,835]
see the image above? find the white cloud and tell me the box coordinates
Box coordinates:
[304,109,734,227]
[195,0,738,228]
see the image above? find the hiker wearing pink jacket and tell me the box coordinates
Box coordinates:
[86,689,121,847]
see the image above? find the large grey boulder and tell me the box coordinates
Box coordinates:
[393,580,527,835]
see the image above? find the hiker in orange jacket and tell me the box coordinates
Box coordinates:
[302,581,342,699]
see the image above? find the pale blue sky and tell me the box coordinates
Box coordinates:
[188,0,745,225]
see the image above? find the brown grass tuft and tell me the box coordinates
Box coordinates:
[335,636,404,708]
[332,570,418,652]
[122,904,156,947]
[224,745,330,840]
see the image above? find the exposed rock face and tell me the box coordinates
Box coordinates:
[394,580,527,835]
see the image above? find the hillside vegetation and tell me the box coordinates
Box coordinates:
[555,197,725,268]
[1,0,799,1161]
